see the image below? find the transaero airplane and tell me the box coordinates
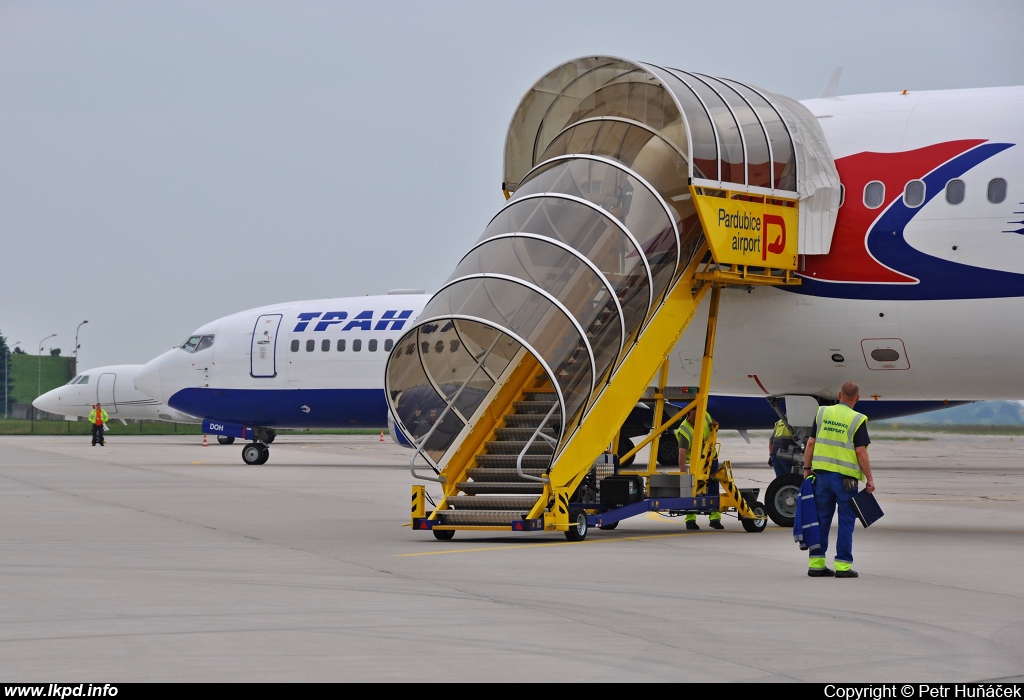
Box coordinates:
[135,67,1023,502]
[133,292,432,464]
[32,364,201,425]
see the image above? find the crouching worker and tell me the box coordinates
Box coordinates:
[676,407,723,530]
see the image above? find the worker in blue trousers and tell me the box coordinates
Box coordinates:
[802,381,876,578]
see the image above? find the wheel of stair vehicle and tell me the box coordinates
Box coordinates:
[565,508,588,542]
[598,520,619,531]
[432,529,455,541]
[741,501,769,533]
[765,473,803,527]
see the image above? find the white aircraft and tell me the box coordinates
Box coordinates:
[133,291,431,464]
[134,64,1024,531]
[32,364,201,425]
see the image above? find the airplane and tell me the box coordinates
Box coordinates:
[134,60,1023,530]
[32,364,201,425]
[133,291,433,464]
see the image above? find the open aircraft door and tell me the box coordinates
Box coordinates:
[97,372,117,414]
[251,314,282,378]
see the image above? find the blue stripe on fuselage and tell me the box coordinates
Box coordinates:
[168,388,390,428]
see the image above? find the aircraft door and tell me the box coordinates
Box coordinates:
[251,314,283,378]
[97,373,117,414]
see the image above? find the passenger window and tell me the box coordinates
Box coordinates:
[450,340,460,353]
[290,339,299,352]
[945,179,965,205]
[839,184,845,207]
[353,339,362,352]
[903,180,925,208]
[434,340,444,353]
[988,178,1007,204]
[421,341,429,354]
[337,339,346,351]
[405,343,415,355]
[368,339,378,352]
[321,339,330,352]
[181,335,201,353]
[384,339,393,352]
[306,339,315,352]
[864,181,884,209]
[196,335,215,352]
[870,348,901,362]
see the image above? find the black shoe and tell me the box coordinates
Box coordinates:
[685,521,699,531]
[807,567,835,577]
[835,569,859,578]
[708,520,724,530]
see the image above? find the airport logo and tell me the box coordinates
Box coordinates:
[292,310,414,332]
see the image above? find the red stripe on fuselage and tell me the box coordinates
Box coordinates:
[802,140,986,283]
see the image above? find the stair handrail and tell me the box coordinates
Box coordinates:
[516,401,558,483]
[409,334,502,483]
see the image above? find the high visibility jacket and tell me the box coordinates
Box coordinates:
[773,420,793,440]
[88,409,109,425]
[810,403,867,480]
[674,411,719,463]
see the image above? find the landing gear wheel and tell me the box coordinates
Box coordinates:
[657,432,679,467]
[255,444,270,465]
[765,473,803,527]
[265,429,276,444]
[741,501,769,533]
[565,508,589,542]
[598,521,619,531]
[617,435,635,469]
[432,529,455,541]
[242,443,263,465]
[254,427,276,444]
[217,435,235,445]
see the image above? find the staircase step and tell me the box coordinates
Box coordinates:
[503,413,561,428]
[446,495,539,510]
[464,468,548,483]
[476,454,553,469]
[437,509,532,526]
[484,440,554,455]
[457,481,546,495]
[524,391,557,401]
[513,400,558,414]
[495,427,557,441]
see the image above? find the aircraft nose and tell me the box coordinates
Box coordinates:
[134,358,163,402]
[32,388,63,415]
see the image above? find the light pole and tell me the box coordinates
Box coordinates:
[36,334,56,422]
[74,320,88,374]
[5,341,20,421]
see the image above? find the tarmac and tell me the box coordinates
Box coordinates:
[0,430,1022,682]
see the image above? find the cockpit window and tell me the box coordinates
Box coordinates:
[77,375,89,384]
[182,335,214,353]
[68,375,82,385]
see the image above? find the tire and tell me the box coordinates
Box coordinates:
[255,444,270,465]
[241,443,263,465]
[217,435,235,445]
[765,473,804,527]
[741,501,769,533]
[657,432,679,467]
[265,429,276,444]
[617,435,635,469]
[432,529,455,541]
[565,508,588,542]
[598,521,619,531]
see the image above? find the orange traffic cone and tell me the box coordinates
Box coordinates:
[202,434,208,447]
[379,431,385,443]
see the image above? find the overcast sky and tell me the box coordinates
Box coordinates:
[3,0,1023,369]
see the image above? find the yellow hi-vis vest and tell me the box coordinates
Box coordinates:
[810,403,867,480]
[88,409,108,425]
[674,411,719,463]
[773,420,792,439]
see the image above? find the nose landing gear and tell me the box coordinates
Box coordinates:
[241,442,269,465]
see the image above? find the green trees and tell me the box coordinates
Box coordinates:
[0,333,13,417]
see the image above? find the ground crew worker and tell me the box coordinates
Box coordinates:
[802,381,875,578]
[676,406,723,530]
[769,418,797,478]
[88,403,109,447]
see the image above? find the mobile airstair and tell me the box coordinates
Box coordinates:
[386,57,840,540]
